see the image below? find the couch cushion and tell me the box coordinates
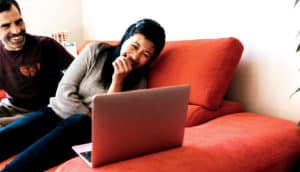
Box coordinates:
[56,112,300,172]
[185,100,243,127]
[148,37,243,110]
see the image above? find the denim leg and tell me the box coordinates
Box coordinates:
[0,107,61,162]
[2,114,91,172]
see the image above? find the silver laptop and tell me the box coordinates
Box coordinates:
[72,85,190,167]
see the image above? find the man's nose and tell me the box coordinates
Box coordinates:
[10,24,21,34]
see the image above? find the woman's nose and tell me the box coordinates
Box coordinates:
[131,52,141,61]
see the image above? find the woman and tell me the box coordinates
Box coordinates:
[0,18,165,172]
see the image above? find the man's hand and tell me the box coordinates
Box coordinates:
[0,114,23,127]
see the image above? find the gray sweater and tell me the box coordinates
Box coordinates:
[49,43,147,119]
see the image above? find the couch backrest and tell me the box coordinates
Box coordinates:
[78,38,244,111]
[148,37,243,110]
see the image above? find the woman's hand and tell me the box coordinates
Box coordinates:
[107,55,133,93]
[112,55,133,82]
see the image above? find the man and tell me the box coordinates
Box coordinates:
[0,0,74,126]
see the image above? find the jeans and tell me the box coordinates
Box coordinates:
[0,107,91,172]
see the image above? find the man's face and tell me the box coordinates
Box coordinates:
[0,4,26,51]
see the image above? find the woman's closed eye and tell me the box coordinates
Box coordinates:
[131,44,138,49]
[142,52,151,59]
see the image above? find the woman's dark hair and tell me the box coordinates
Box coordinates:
[101,18,166,90]
[0,0,21,14]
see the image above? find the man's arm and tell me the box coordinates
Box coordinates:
[49,38,74,70]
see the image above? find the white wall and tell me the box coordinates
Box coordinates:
[13,0,300,122]
[17,0,82,44]
[81,0,300,122]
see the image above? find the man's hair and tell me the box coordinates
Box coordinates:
[0,0,21,14]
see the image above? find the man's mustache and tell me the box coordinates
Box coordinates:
[8,30,26,38]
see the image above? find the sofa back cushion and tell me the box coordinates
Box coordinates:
[148,37,243,110]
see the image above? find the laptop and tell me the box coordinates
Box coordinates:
[72,85,190,168]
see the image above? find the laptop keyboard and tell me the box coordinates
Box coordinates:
[80,151,92,162]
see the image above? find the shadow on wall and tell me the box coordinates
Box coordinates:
[225,55,260,111]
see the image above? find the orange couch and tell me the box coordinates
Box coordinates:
[55,38,300,172]
[1,38,300,172]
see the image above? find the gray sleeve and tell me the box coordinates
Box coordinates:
[49,43,97,117]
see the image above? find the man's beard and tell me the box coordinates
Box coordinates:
[4,30,26,51]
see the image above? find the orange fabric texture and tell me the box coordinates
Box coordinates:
[185,100,243,127]
[148,37,243,110]
[0,89,5,100]
[56,112,300,172]
[0,156,15,170]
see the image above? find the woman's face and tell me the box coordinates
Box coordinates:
[120,33,155,69]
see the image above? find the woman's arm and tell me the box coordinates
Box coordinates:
[49,43,97,115]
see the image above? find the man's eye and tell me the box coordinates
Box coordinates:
[1,24,9,29]
[15,19,23,25]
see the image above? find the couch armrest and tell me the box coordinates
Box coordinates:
[185,100,244,127]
